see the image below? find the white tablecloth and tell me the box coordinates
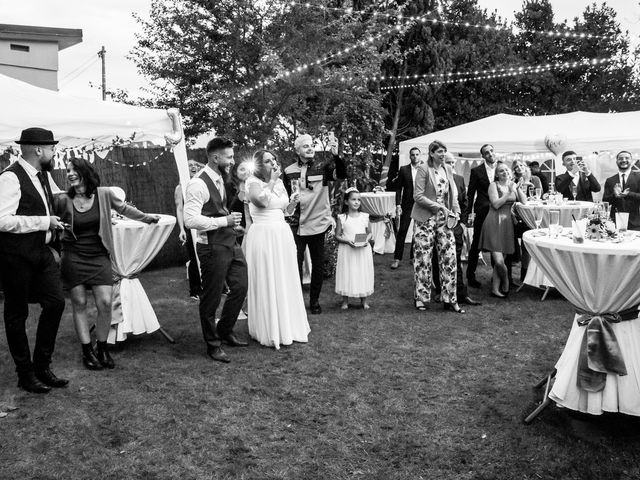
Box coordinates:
[359,192,396,254]
[524,230,640,415]
[515,201,593,229]
[109,214,176,343]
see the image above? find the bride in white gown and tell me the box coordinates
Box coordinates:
[244,150,310,349]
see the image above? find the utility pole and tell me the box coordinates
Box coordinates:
[97,46,106,101]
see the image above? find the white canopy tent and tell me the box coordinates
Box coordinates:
[399,111,640,193]
[0,73,189,190]
[0,73,190,344]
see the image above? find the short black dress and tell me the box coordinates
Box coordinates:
[61,196,112,290]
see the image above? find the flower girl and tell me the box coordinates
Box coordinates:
[334,188,374,309]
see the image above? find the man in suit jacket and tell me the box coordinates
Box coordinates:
[390,147,421,269]
[603,150,640,231]
[465,143,497,288]
[0,127,68,393]
[432,153,481,305]
[554,150,601,202]
[184,137,248,364]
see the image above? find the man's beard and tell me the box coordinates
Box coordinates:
[41,158,54,172]
[219,166,231,183]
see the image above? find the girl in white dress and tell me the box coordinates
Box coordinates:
[334,188,374,309]
[244,150,310,349]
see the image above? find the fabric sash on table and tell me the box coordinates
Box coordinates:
[576,305,639,392]
[369,214,393,239]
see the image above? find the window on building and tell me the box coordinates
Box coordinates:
[10,44,30,52]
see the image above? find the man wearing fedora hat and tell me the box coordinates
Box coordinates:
[0,127,68,393]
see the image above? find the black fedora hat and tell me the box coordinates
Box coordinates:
[16,127,59,145]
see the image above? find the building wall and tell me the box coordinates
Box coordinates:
[0,39,58,90]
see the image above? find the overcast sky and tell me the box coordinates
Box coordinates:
[2,0,639,100]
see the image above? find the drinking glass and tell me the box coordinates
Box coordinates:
[570,184,578,202]
[601,201,610,220]
[533,207,544,233]
[290,178,299,194]
[616,212,629,233]
[527,185,534,200]
[535,187,542,200]
[549,209,560,237]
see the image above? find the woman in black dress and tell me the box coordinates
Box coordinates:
[56,158,159,370]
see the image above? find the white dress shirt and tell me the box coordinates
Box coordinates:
[410,164,418,185]
[484,163,496,182]
[0,158,61,242]
[183,165,230,244]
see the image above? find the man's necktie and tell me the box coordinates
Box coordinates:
[36,171,57,244]
[621,173,626,191]
[36,171,54,214]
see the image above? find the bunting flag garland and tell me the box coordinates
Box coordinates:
[1,144,169,170]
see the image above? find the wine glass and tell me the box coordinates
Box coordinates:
[533,207,544,234]
[570,184,578,202]
[535,187,542,200]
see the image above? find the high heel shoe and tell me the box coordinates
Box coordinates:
[443,302,465,314]
[490,291,506,299]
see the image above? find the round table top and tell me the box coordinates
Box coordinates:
[523,229,640,255]
[516,201,594,229]
[523,230,640,313]
[520,200,593,210]
[359,192,395,216]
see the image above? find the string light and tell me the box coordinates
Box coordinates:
[285,2,619,40]
[367,56,612,84]
[240,21,413,97]
[240,5,620,98]
[378,58,612,91]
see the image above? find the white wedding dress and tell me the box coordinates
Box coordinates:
[244,176,310,349]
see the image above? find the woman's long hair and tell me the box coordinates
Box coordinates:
[252,149,278,183]
[66,157,100,198]
[427,140,447,168]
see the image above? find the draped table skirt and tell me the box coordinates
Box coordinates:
[359,192,396,254]
[524,230,640,415]
[109,214,176,343]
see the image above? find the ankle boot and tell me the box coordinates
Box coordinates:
[82,343,103,370]
[96,341,115,369]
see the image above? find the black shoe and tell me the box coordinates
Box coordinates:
[468,278,482,288]
[207,347,230,363]
[96,341,115,369]
[35,368,69,388]
[82,343,103,371]
[222,333,248,347]
[310,303,322,314]
[460,296,482,306]
[18,373,51,393]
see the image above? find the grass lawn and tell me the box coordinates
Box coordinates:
[2,254,640,480]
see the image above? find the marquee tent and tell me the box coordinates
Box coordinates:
[398,111,640,189]
[0,73,189,189]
